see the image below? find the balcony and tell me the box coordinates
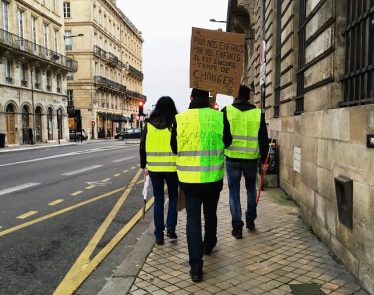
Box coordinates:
[5,77,12,84]
[126,89,147,100]
[107,52,121,67]
[0,29,78,72]
[128,64,144,81]
[93,45,107,59]
[94,76,126,95]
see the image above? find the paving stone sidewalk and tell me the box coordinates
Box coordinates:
[127,181,369,295]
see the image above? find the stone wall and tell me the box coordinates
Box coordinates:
[228,0,374,292]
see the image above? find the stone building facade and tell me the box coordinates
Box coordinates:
[227,0,374,292]
[0,0,77,145]
[63,0,145,139]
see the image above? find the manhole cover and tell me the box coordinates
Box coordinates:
[289,283,326,295]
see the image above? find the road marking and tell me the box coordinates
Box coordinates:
[130,166,136,169]
[85,185,95,190]
[53,169,142,295]
[113,173,121,177]
[86,181,109,187]
[112,156,135,163]
[102,178,111,182]
[0,183,40,196]
[61,165,103,176]
[122,170,128,173]
[0,185,130,237]
[17,211,38,219]
[48,199,64,206]
[70,191,83,196]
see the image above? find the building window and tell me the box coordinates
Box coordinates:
[20,63,27,86]
[54,29,58,52]
[43,23,49,57]
[64,30,72,51]
[273,0,281,118]
[2,0,9,31]
[53,0,57,12]
[295,0,306,115]
[341,0,374,107]
[5,59,12,84]
[31,17,37,52]
[66,72,73,80]
[63,2,70,18]
[67,90,73,106]
[46,71,52,91]
[34,67,41,89]
[17,9,25,48]
[56,74,61,92]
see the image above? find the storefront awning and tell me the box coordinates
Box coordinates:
[98,112,129,122]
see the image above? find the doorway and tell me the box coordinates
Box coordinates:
[6,104,16,144]
[35,106,42,143]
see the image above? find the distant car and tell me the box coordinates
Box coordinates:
[69,129,88,140]
[116,128,142,140]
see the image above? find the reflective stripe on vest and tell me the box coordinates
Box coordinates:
[145,124,177,172]
[176,108,224,183]
[224,106,261,159]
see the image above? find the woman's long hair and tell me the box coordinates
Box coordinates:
[148,96,178,128]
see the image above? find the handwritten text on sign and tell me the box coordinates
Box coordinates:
[190,27,245,97]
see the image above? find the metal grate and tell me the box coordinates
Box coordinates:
[341,0,374,107]
[295,0,307,115]
[274,0,282,118]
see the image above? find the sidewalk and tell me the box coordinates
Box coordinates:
[99,181,369,295]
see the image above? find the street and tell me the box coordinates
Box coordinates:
[0,141,147,295]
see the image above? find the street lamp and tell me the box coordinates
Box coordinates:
[209,19,227,23]
[63,33,84,40]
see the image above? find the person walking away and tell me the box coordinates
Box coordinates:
[222,85,269,239]
[28,128,34,145]
[171,88,232,282]
[140,96,179,245]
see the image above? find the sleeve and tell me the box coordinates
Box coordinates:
[170,119,178,155]
[258,112,269,163]
[139,123,148,169]
[222,107,232,149]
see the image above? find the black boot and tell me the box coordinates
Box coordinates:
[190,265,203,282]
[246,219,255,231]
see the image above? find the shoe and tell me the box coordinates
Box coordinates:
[156,239,164,245]
[190,266,203,282]
[231,228,243,239]
[166,230,177,240]
[246,219,255,231]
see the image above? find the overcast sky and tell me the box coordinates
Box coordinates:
[118,0,232,113]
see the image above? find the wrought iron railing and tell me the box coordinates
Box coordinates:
[0,28,77,71]
[341,0,374,107]
[128,64,144,80]
[126,89,146,100]
[94,45,107,58]
[94,76,126,94]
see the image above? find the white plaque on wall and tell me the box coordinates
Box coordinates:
[293,146,301,173]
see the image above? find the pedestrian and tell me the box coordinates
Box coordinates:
[170,88,232,282]
[222,85,269,239]
[139,96,179,246]
[28,128,34,145]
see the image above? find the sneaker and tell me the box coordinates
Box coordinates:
[156,239,164,245]
[166,230,177,240]
[231,228,243,239]
[246,219,255,231]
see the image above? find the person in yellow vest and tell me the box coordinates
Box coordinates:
[140,96,179,245]
[170,88,232,282]
[222,85,269,239]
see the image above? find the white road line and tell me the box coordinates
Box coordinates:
[0,183,40,196]
[61,165,103,176]
[112,156,136,163]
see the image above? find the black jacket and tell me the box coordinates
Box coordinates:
[222,98,269,163]
[139,116,172,169]
[170,97,232,192]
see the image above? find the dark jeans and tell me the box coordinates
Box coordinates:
[184,184,221,269]
[149,171,179,241]
[225,159,258,229]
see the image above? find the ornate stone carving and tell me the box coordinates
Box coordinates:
[237,0,256,20]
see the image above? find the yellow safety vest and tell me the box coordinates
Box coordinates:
[146,124,177,172]
[176,108,224,183]
[224,105,261,159]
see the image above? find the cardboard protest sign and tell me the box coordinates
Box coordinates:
[190,27,245,97]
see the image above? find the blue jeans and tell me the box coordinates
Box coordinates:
[225,159,257,229]
[184,184,221,269]
[149,171,178,241]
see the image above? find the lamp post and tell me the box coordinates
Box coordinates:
[63,33,84,40]
[30,66,36,145]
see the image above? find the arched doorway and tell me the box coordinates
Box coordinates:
[6,104,16,144]
[57,108,63,140]
[22,105,31,144]
[35,106,43,143]
[47,107,53,140]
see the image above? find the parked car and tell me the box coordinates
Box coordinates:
[116,128,142,140]
[69,129,88,140]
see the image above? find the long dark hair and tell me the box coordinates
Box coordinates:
[149,96,178,128]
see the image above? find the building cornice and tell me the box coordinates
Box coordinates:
[16,0,63,27]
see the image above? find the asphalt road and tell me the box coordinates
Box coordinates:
[0,141,149,295]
